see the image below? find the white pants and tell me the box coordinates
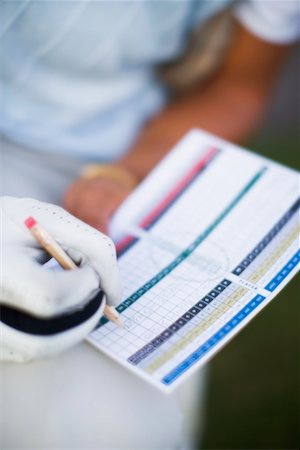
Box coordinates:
[0,137,207,449]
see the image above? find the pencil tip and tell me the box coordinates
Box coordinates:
[115,318,124,327]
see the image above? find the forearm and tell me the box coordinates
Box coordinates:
[118,79,268,180]
[64,23,291,232]
[118,22,291,180]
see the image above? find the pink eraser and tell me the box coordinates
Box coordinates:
[25,216,37,229]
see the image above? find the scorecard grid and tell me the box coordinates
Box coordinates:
[88,138,299,392]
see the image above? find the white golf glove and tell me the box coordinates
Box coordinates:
[0,196,122,362]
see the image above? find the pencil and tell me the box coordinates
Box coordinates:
[24,216,122,327]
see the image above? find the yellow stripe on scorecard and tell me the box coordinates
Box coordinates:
[248,225,299,284]
[145,286,247,374]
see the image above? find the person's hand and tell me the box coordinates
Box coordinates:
[0,196,121,362]
[63,177,133,234]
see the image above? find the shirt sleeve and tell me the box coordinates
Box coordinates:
[234,0,300,44]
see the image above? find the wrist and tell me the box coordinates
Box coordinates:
[80,163,139,190]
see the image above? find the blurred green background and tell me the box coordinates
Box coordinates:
[200,46,299,449]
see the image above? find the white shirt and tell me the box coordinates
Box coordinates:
[0,0,299,160]
[236,0,300,44]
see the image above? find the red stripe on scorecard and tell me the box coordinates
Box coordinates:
[116,234,135,254]
[116,146,218,255]
[139,147,218,229]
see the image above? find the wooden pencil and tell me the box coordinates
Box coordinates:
[24,216,122,327]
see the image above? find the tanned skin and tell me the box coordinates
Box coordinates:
[63,21,291,233]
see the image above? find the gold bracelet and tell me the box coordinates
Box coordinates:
[80,164,139,189]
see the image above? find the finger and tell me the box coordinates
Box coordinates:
[2,252,101,318]
[26,203,122,305]
[67,205,109,233]
[62,181,83,213]
[3,197,122,306]
[96,258,121,307]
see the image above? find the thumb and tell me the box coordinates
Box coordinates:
[2,251,102,318]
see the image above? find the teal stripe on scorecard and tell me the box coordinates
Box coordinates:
[97,166,267,327]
